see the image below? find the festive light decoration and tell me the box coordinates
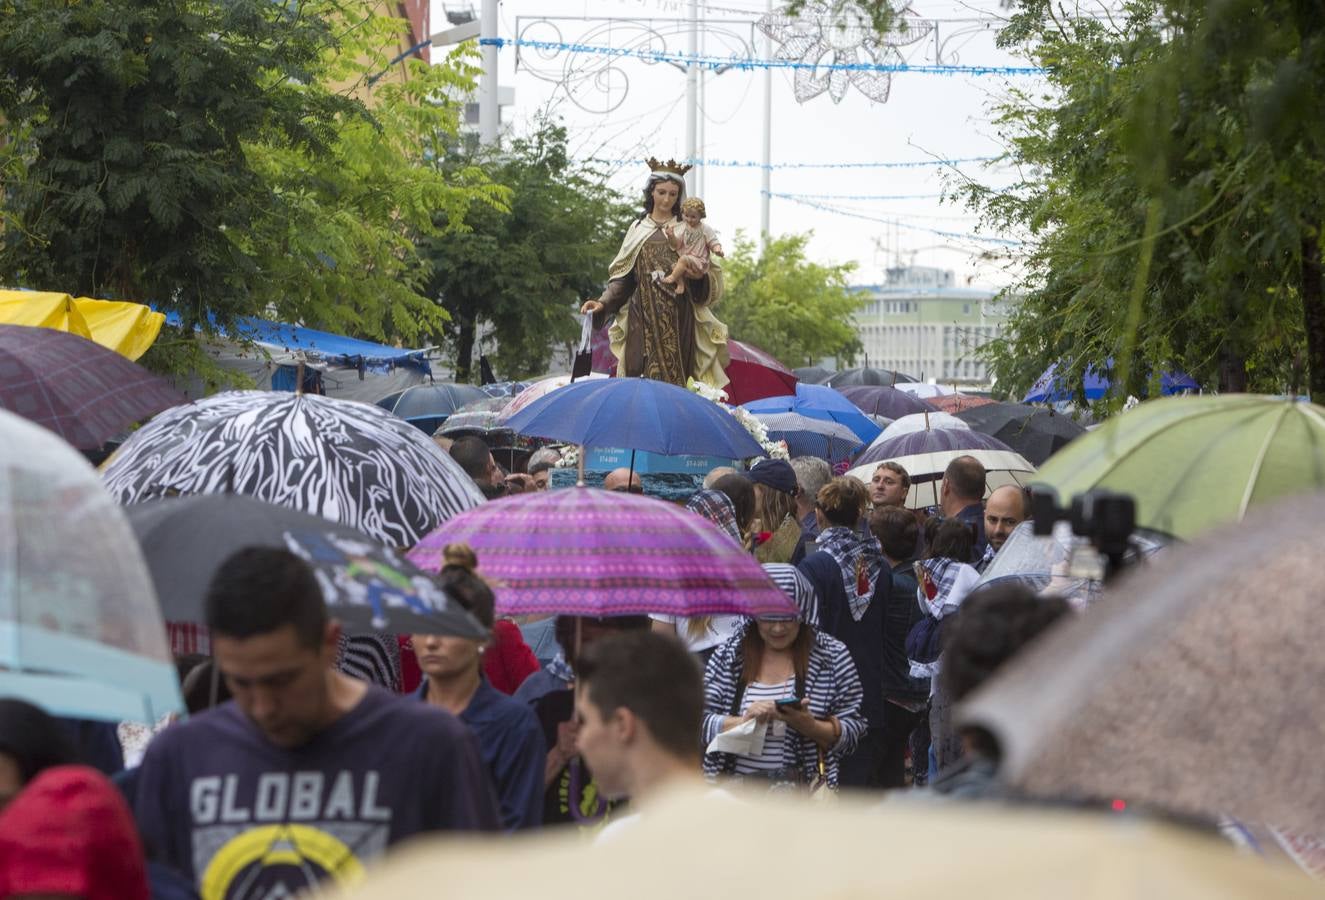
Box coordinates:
[756,1,931,104]
[480,37,1045,78]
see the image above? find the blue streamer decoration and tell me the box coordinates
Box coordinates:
[770,193,1021,246]
[481,37,1045,77]
[769,191,948,200]
[590,155,1002,170]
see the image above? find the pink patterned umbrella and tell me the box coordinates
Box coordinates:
[407,487,795,618]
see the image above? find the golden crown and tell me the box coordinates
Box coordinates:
[646,156,692,177]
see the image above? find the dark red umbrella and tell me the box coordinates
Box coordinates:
[0,324,188,449]
[722,340,798,405]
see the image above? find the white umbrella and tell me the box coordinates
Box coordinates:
[894,382,956,399]
[846,448,1036,510]
[879,410,969,438]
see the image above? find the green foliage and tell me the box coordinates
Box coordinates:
[718,231,863,367]
[961,0,1325,406]
[784,0,898,36]
[0,0,502,373]
[419,121,636,381]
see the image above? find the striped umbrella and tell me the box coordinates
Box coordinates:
[750,411,864,462]
[408,488,796,618]
[743,383,882,444]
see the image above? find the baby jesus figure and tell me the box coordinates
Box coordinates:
[659,197,724,295]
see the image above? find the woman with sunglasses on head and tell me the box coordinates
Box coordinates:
[700,564,865,792]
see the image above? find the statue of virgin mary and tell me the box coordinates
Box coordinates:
[580,159,729,390]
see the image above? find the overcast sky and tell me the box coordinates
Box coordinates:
[430,0,1035,289]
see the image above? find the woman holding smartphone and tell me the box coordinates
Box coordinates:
[701,564,866,790]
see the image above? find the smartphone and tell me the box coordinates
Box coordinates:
[774,697,801,710]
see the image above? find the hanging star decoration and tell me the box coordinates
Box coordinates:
[756,1,934,105]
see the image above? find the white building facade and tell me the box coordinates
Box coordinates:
[851,266,1010,387]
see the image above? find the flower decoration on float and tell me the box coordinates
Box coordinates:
[687,378,790,461]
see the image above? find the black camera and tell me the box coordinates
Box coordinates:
[1029,486,1138,576]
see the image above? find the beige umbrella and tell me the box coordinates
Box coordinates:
[846,448,1036,510]
[959,492,1325,836]
[326,787,1315,899]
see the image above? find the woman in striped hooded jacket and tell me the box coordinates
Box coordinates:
[701,563,866,789]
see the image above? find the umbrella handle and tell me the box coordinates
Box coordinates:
[577,444,585,487]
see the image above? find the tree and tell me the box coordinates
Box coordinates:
[718,231,864,367]
[419,122,636,382]
[959,0,1325,405]
[0,0,501,352]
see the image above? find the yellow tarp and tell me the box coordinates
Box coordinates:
[0,290,165,361]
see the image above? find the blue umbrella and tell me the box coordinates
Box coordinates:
[504,377,765,458]
[1023,361,1199,404]
[743,383,883,444]
[751,411,864,461]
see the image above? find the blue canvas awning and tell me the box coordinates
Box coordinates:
[163,312,431,374]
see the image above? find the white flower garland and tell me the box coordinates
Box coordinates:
[688,378,788,460]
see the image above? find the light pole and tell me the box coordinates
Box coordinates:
[684,0,699,194]
[479,0,500,146]
[759,0,772,249]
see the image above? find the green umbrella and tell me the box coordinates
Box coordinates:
[1032,395,1325,540]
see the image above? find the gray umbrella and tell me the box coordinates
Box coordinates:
[124,494,487,637]
[958,492,1325,834]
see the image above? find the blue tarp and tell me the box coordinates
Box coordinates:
[163,311,430,374]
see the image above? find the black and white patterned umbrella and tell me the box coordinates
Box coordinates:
[102,391,484,548]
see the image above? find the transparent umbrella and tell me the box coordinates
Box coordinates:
[0,409,181,723]
[974,520,1169,608]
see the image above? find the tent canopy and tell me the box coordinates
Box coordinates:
[162,311,430,374]
[0,291,164,361]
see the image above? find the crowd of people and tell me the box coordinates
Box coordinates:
[0,435,1058,899]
